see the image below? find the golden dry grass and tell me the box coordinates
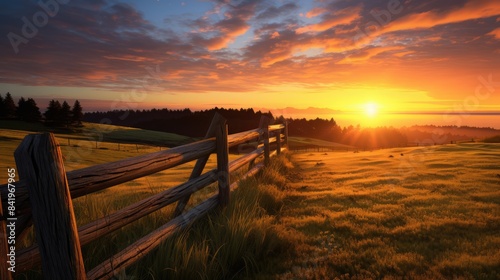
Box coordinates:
[260,143,500,279]
[3,124,499,279]
[1,126,296,279]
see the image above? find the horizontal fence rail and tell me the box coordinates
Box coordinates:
[0,127,268,216]
[0,113,287,279]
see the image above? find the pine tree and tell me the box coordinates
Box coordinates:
[3,92,17,119]
[0,94,5,118]
[44,99,62,126]
[25,98,42,122]
[61,101,71,127]
[17,97,41,122]
[71,100,83,127]
[17,97,27,120]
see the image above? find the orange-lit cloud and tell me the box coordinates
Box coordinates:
[306,7,327,18]
[1,0,499,116]
[487,28,500,40]
[338,46,404,64]
[296,7,362,34]
[196,0,258,50]
[84,72,118,81]
[393,51,415,58]
[206,25,250,50]
[384,0,500,33]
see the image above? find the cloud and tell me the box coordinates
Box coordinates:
[305,7,327,18]
[217,0,478,69]
[487,28,500,40]
[195,0,260,50]
[256,2,298,20]
[384,0,500,33]
[0,0,201,91]
[392,51,414,58]
[0,0,498,104]
[338,46,404,64]
[292,0,500,56]
[296,6,362,34]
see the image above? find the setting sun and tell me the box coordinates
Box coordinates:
[364,103,378,118]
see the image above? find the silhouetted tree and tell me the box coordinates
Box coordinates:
[24,98,42,122]
[3,92,17,119]
[17,97,27,120]
[0,94,5,118]
[61,101,71,127]
[71,100,83,126]
[44,99,62,126]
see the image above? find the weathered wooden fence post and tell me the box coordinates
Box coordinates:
[0,192,12,280]
[173,113,226,216]
[216,121,230,207]
[248,116,270,170]
[15,214,33,242]
[275,130,281,155]
[263,119,270,166]
[284,120,289,148]
[14,133,87,280]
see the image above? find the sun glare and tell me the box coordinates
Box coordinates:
[364,102,378,118]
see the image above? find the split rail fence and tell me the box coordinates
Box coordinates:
[0,113,288,280]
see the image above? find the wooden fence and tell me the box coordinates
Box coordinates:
[0,113,288,280]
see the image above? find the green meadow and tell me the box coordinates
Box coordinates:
[1,122,499,279]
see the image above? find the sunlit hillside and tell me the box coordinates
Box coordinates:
[262,143,500,279]
[2,119,500,279]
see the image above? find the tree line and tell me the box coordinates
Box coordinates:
[284,118,408,149]
[84,107,409,148]
[85,107,272,137]
[0,92,83,128]
[84,108,193,128]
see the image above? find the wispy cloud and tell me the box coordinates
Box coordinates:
[487,27,500,40]
[296,6,362,34]
[384,0,500,33]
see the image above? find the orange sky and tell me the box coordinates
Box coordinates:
[1,0,499,127]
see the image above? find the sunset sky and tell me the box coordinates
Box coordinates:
[1,0,499,127]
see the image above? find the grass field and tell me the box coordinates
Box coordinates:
[0,123,240,232]
[11,151,294,279]
[2,121,500,279]
[288,136,354,150]
[0,121,193,181]
[0,123,295,279]
[258,143,500,279]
